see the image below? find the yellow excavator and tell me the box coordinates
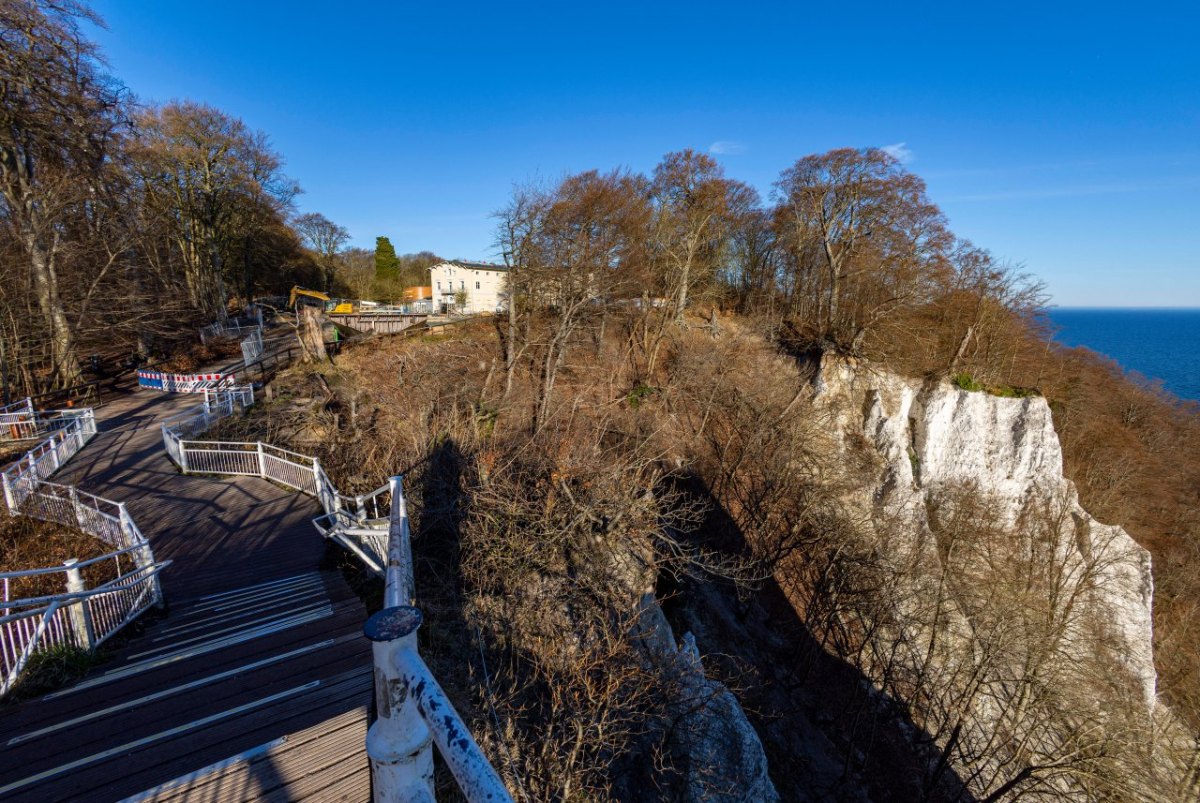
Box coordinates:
[288,286,355,314]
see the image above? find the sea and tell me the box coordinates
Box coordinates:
[1047,308,1200,402]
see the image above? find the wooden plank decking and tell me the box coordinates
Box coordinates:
[0,389,372,802]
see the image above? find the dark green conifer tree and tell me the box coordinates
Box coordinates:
[375,236,400,281]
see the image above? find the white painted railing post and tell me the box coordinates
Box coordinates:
[179,440,190,474]
[69,485,82,529]
[365,606,435,802]
[312,456,335,515]
[2,472,16,515]
[64,558,96,651]
[257,442,267,477]
[119,501,162,607]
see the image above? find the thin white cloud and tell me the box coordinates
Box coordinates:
[709,140,746,155]
[882,142,914,164]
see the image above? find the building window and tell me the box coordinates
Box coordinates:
[436,281,441,290]
[476,281,480,290]
[460,281,465,290]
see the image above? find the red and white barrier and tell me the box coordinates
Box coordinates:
[136,370,232,394]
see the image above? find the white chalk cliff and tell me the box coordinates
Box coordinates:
[813,357,1157,710]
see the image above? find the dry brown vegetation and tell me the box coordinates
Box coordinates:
[0,515,119,599]
[204,143,1200,800]
[220,287,1194,801]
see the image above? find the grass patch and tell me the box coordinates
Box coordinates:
[0,517,119,599]
[951,372,1039,399]
[951,372,983,392]
[6,643,103,702]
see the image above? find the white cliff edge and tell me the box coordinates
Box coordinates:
[814,357,1157,711]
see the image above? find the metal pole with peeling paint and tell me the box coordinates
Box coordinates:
[365,605,435,801]
[365,605,513,803]
[367,476,513,803]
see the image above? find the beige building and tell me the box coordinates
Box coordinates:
[429,260,509,314]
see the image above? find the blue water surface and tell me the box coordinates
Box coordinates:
[1047,309,1200,402]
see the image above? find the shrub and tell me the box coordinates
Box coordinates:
[626,383,657,408]
[952,372,983,392]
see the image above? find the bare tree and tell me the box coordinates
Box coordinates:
[650,150,753,321]
[0,0,126,385]
[773,147,952,353]
[337,246,376,300]
[295,212,349,293]
[131,101,298,318]
[499,170,649,429]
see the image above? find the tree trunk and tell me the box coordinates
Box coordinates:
[27,232,81,387]
[675,252,692,322]
[504,283,520,400]
[298,305,327,362]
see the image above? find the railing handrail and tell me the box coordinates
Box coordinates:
[364,475,512,802]
[0,397,33,414]
[384,476,414,608]
[0,541,148,581]
[1,562,170,612]
[0,598,65,696]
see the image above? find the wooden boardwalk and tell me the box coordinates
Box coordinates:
[0,390,372,802]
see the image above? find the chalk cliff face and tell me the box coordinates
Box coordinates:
[813,357,1157,709]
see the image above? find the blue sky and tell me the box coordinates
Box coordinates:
[89,1,1199,306]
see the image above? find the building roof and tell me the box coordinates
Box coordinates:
[437,259,509,272]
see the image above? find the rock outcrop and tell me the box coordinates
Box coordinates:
[635,595,780,802]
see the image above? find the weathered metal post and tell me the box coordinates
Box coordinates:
[2,471,16,514]
[365,606,434,802]
[313,456,335,514]
[63,559,96,651]
[69,485,82,529]
[119,502,163,608]
[49,431,61,473]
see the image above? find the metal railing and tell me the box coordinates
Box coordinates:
[162,393,383,564]
[363,478,512,802]
[159,376,512,801]
[0,405,166,697]
[1,559,169,696]
[199,307,264,344]
[240,325,264,365]
[2,409,97,513]
[0,402,92,444]
[0,397,36,441]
